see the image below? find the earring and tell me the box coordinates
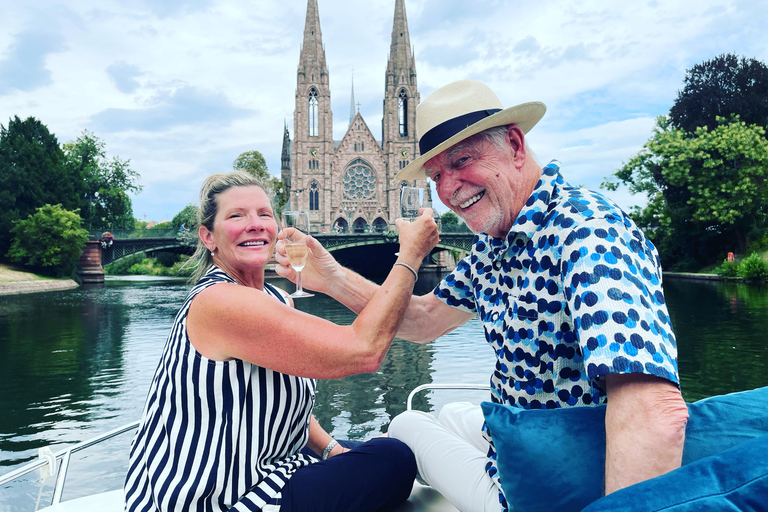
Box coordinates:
[210,249,215,257]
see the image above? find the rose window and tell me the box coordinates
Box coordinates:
[343,162,375,199]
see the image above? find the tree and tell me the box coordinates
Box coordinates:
[233,150,270,180]
[440,211,461,231]
[232,150,287,216]
[171,205,199,231]
[604,115,768,268]
[6,204,89,277]
[0,116,82,255]
[63,130,142,231]
[670,53,768,136]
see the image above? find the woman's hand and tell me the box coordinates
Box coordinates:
[275,227,344,294]
[395,208,440,265]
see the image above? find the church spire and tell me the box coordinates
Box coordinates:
[349,73,356,126]
[299,0,327,75]
[386,0,416,82]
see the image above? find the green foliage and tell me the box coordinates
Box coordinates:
[6,204,89,277]
[105,252,192,277]
[233,150,270,180]
[0,116,82,255]
[171,205,199,231]
[737,252,768,280]
[63,130,142,231]
[670,53,768,137]
[441,211,460,228]
[604,115,768,268]
[232,149,287,217]
[715,259,740,278]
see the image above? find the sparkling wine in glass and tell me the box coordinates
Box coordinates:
[282,211,314,298]
[395,185,423,255]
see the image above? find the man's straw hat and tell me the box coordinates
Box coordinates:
[395,80,546,180]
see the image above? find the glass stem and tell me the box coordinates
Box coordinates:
[296,271,303,293]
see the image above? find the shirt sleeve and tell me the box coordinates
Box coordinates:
[433,255,478,315]
[559,213,680,387]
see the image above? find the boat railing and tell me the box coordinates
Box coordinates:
[406,383,490,411]
[0,421,139,508]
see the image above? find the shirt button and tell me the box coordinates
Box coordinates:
[493,261,502,271]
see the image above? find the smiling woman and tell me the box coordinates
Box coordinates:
[124,170,440,512]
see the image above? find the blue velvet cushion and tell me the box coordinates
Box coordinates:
[581,433,768,512]
[481,386,768,512]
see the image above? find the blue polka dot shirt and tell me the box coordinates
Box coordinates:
[434,161,680,509]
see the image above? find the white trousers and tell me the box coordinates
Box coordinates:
[388,402,503,512]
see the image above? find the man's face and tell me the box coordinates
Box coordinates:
[425,129,528,238]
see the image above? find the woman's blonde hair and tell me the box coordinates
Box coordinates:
[187,171,274,283]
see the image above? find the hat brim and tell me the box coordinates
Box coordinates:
[395,101,546,181]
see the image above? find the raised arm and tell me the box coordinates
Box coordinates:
[187,210,441,379]
[274,222,474,343]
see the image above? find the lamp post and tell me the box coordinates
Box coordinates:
[85,191,99,232]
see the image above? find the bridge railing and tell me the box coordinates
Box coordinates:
[90,228,180,239]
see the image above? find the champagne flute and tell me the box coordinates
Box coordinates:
[395,186,423,255]
[282,211,314,298]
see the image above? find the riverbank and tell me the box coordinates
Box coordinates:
[0,264,79,296]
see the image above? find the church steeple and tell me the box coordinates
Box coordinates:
[299,0,327,76]
[349,74,356,126]
[386,0,416,86]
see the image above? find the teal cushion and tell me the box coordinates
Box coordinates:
[581,433,768,512]
[481,385,768,512]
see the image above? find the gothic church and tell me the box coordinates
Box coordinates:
[280,0,429,234]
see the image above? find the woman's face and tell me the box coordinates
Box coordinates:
[203,186,278,273]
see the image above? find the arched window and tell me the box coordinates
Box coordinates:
[309,182,319,211]
[308,88,319,137]
[398,89,408,137]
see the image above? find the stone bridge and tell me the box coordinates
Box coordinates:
[97,229,475,269]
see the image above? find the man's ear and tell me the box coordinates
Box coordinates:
[199,224,214,251]
[506,125,527,169]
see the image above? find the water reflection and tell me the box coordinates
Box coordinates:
[664,279,768,401]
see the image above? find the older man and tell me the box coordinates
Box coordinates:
[276,80,688,511]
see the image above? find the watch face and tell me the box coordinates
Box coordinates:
[400,148,408,158]
[310,148,318,157]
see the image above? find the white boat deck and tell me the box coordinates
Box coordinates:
[38,482,458,512]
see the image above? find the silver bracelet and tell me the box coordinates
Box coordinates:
[321,439,338,460]
[394,262,418,282]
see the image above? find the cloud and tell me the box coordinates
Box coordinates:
[88,85,254,132]
[0,29,66,95]
[141,0,212,19]
[107,61,143,94]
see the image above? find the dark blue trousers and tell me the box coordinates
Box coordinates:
[280,437,416,512]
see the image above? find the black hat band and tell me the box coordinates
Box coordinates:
[418,109,502,155]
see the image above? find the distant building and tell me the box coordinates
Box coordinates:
[281,0,431,234]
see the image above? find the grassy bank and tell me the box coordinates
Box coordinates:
[0,263,79,295]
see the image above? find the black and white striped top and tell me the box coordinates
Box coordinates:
[125,266,317,512]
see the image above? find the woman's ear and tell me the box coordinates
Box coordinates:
[199,224,214,252]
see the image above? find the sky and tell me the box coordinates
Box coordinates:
[1,0,767,223]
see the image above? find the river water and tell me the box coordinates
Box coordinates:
[1,275,767,509]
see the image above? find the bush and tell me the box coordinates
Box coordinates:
[6,204,89,277]
[737,252,768,280]
[715,259,740,278]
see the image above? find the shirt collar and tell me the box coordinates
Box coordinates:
[475,160,563,261]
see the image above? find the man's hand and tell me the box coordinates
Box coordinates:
[275,228,344,294]
[604,373,689,494]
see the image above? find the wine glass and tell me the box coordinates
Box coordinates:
[281,211,314,298]
[395,186,423,255]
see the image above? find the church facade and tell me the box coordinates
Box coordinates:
[280,0,429,234]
